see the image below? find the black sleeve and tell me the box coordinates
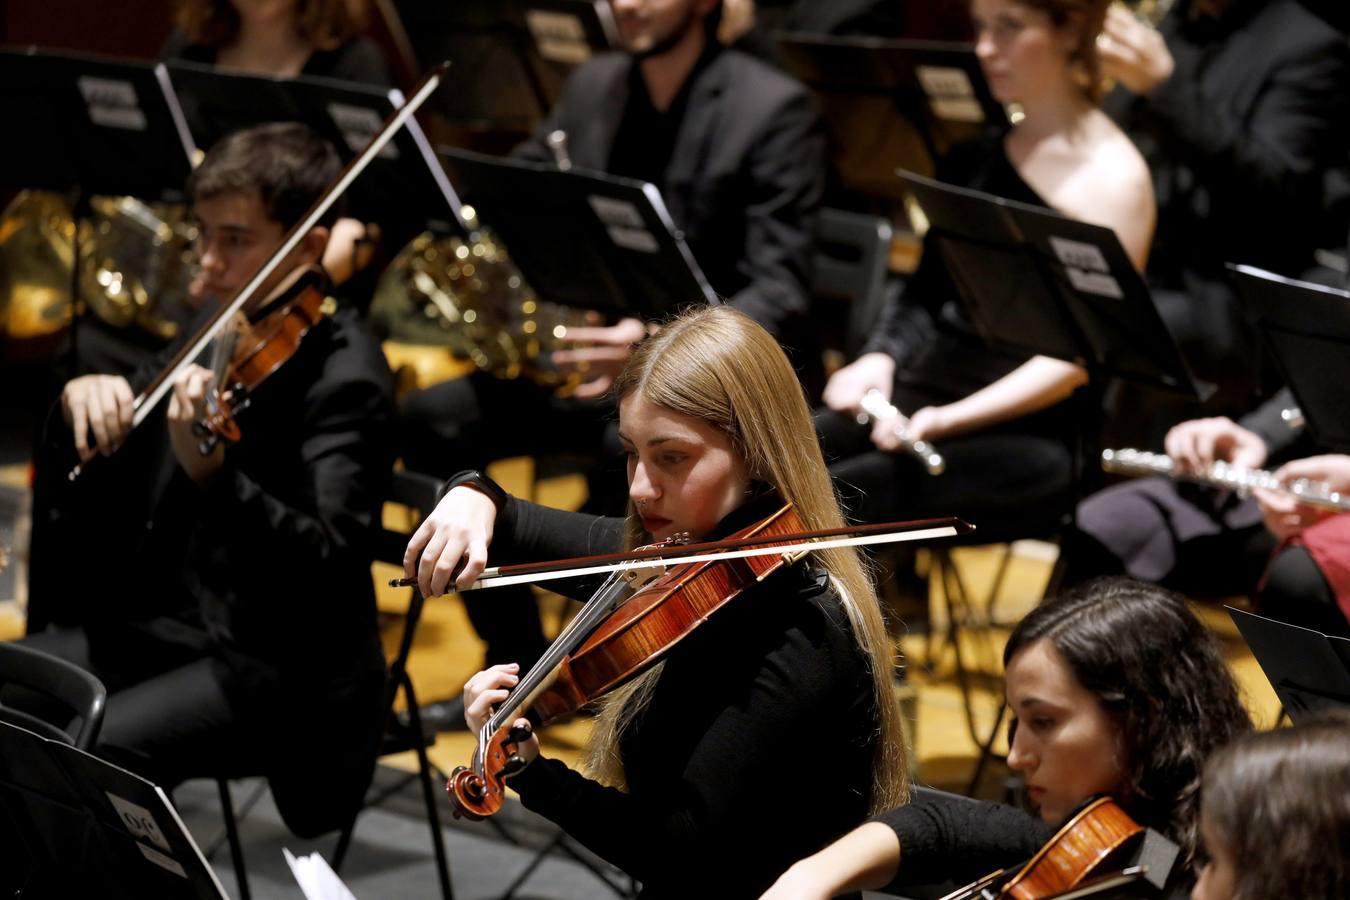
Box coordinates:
[510,69,579,165]
[725,86,825,337]
[496,497,624,561]
[506,594,860,888]
[194,362,393,600]
[1138,32,1350,219]
[1236,388,1301,458]
[859,254,942,365]
[874,797,1052,890]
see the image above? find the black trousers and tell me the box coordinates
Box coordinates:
[815,401,1076,536]
[16,625,269,788]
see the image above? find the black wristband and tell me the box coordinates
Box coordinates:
[440,469,509,512]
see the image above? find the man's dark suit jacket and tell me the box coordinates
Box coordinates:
[1104,0,1350,402]
[514,47,825,347]
[28,303,395,839]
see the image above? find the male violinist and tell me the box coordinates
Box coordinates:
[23,122,395,839]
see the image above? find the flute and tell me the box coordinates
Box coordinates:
[1101,448,1350,513]
[857,390,946,475]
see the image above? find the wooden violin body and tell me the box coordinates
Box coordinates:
[448,500,809,819]
[200,265,329,448]
[943,797,1144,900]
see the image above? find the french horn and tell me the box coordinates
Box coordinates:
[370,224,589,389]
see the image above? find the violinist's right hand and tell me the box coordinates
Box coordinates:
[822,352,896,416]
[61,374,135,462]
[1163,417,1267,475]
[402,485,498,597]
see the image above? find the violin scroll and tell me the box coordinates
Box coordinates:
[447,723,533,820]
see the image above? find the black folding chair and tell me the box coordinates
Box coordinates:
[0,640,106,750]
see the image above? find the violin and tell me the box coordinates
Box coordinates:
[445,501,971,820]
[942,797,1145,900]
[66,62,449,480]
[196,264,329,453]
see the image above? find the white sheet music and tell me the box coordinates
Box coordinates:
[284,848,360,900]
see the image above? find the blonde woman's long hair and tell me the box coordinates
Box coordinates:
[581,305,910,813]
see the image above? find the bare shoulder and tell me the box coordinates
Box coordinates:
[1059,113,1155,268]
[1083,113,1153,213]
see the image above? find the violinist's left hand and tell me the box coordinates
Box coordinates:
[464,663,540,765]
[167,364,225,484]
[552,317,648,400]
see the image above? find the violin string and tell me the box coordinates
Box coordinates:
[484,569,632,736]
[485,573,625,734]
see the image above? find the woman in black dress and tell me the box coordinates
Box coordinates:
[404,305,910,898]
[163,0,391,84]
[762,578,1253,898]
[818,0,1154,530]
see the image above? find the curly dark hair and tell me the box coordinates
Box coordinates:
[1002,577,1252,871]
[1202,710,1350,899]
[189,122,342,229]
[176,0,367,52]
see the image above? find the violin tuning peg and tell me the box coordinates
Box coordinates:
[191,421,209,438]
[507,722,534,744]
[501,754,528,777]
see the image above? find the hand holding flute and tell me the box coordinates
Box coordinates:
[857,389,946,475]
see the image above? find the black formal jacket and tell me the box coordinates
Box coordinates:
[30,302,395,838]
[1106,0,1350,286]
[513,46,825,346]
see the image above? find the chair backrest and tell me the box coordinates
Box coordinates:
[812,207,894,358]
[373,469,446,681]
[373,469,446,568]
[0,641,106,750]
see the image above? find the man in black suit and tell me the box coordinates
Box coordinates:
[24,123,395,839]
[399,0,825,681]
[1097,0,1350,433]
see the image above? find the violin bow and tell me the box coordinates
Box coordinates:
[393,516,975,594]
[69,61,450,480]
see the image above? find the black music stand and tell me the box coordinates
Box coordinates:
[387,0,613,132]
[389,0,551,139]
[0,720,228,899]
[440,148,718,318]
[163,61,463,239]
[896,172,1208,782]
[1230,265,1350,453]
[775,33,1004,202]
[900,171,1210,399]
[0,47,194,203]
[1228,607,1350,721]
